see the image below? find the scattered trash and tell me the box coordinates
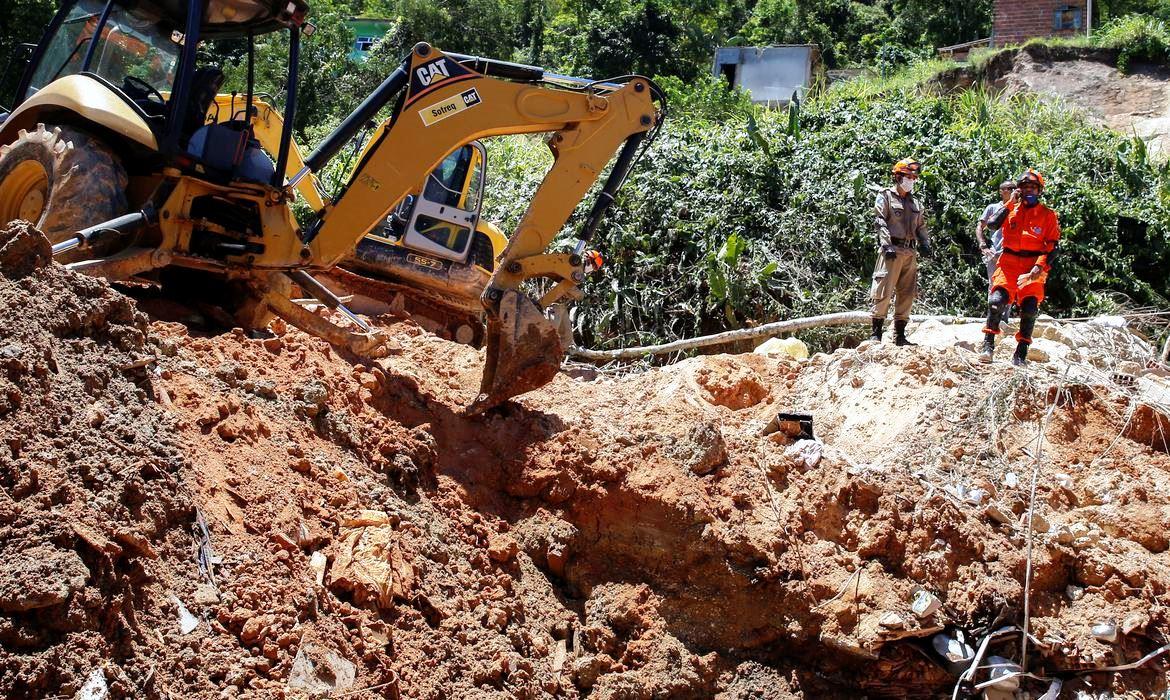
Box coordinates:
[911,590,941,618]
[878,611,906,630]
[288,644,356,695]
[986,655,1022,690]
[1065,584,1084,601]
[74,667,108,700]
[1091,621,1118,643]
[1003,472,1019,489]
[192,509,221,589]
[964,488,988,506]
[784,439,823,469]
[932,630,975,663]
[754,336,809,360]
[167,593,200,635]
[774,412,815,440]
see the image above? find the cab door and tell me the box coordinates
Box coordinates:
[400,142,486,263]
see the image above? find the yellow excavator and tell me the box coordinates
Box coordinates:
[0,0,664,413]
[207,94,506,346]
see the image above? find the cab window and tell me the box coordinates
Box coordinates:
[27,0,179,99]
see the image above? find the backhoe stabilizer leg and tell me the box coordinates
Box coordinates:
[265,292,390,358]
[467,289,563,415]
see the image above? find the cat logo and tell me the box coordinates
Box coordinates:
[405,54,477,106]
[415,59,451,88]
[406,253,444,271]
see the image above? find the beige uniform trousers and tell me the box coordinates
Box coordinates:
[869,247,918,321]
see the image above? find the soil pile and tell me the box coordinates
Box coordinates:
[936,44,1170,159]
[1,220,1169,698]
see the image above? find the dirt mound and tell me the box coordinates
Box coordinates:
[0,222,193,696]
[935,44,1170,159]
[2,220,1169,698]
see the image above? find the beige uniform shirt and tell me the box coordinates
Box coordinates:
[874,188,931,248]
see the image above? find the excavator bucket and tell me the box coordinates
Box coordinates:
[468,290,564,415]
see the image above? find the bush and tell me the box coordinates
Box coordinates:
[481,75,1170,351]
[1093,14,1170,72]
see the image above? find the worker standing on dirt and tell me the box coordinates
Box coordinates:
[870,158,933,346]
[980,169,1061,366]
[976,180,1016,285]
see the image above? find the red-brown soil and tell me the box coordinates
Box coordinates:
[1,221,1168,698]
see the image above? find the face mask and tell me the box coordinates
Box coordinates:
[1022,193,1040,206]
[900,179,915,194]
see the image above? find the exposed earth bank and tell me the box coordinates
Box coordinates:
[1,220,1169,698]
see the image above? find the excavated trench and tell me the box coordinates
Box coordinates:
[1,221,1169,698]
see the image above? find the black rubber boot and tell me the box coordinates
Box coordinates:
[980,334,995,363]
[1012,341,1029,366]
[894,320,916,346]
[870,318,884,342]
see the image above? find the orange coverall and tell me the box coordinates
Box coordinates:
[990,201,1061,305]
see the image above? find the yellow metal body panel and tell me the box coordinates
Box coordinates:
[0,75,158,151]
[312,47,657,302]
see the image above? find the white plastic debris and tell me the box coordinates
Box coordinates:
[1066,584,1084,601]
[986,655,1022,690]
[1091,621,1119,643]
[168,593,200,635]
[931,631,974,662]
[754,336,809,360]
[911,590,941,618]
[1003,472,1019,489]
[783,439,822,470]
[75,667,108,700]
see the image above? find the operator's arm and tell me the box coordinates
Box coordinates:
[874,192,892,248]
[1035,211,1061,271]
[975,205,991,249]
[914,201,932,249]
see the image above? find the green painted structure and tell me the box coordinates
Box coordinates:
[346,17,394,60]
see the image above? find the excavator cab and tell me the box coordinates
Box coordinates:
[6,0,307,177]
[389,142,486,263]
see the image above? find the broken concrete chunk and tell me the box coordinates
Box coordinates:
[984,503,1014,525]
[1121,611,1148,635]
[677,419,728,475]
[1022,512,1050,533]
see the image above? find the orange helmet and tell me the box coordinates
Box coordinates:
[1017,168,1045,189]
[892,159,921,177]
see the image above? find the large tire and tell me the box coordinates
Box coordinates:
[0,123,128,253]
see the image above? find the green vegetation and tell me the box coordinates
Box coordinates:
[486,76,1170,349]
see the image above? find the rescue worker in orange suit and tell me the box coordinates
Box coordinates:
[870,158,933,346]
[980,169,1060,366]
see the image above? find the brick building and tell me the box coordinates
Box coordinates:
[992,0,1089,47]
